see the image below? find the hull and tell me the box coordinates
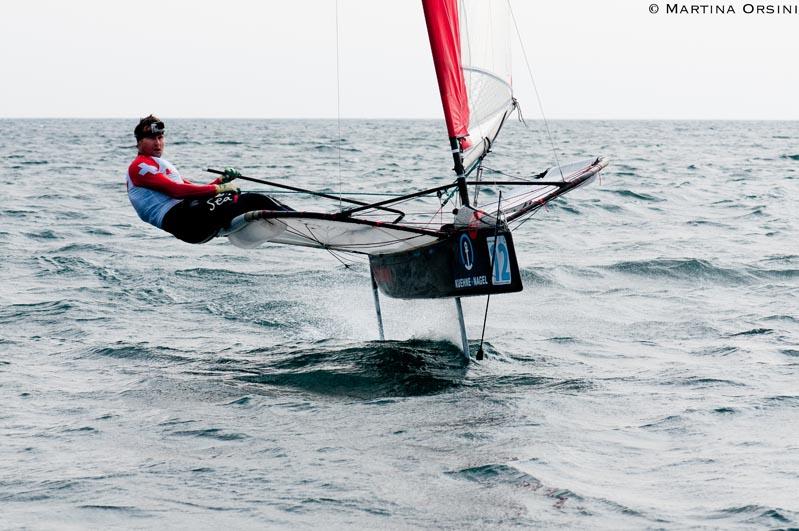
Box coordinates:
[369,227,523,299]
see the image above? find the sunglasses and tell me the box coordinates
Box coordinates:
[144,121,165,136]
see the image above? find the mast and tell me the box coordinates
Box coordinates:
[422,0,515,204]
[449,138,469,206]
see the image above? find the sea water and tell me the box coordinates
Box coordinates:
[1,119,797,528]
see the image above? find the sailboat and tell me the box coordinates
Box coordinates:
[215,0,608,359]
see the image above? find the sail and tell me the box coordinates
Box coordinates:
[423,0,515,176]
[422,0,470,148]
[224,211,445,254]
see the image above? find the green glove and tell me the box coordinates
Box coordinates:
[220,166,242,183]
[215,182,240,194]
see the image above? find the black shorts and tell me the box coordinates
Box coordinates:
[162,192,292,244]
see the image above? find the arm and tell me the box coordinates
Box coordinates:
[182,177,223,185]
[129,161,218,198]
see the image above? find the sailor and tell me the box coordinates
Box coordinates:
[126,115,290,244]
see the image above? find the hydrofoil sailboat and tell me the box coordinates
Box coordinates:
[214,0,608,359]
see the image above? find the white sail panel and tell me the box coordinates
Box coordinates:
[459,0,514,173]
[224,212,444,255]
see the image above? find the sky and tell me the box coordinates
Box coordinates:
[1,0,797,120]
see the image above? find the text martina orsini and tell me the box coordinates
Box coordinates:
[650,3,798,14]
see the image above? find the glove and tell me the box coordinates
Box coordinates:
[215,182,239,194]
[220,167,242,183]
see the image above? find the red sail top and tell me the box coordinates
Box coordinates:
[422,0,470,148]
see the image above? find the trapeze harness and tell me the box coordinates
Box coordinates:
[126,155,289,244]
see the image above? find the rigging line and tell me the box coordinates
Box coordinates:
[329,248,354,268]
[335,0,343,210]
[473,164,483,205]
[277,218,429,252]
[476,191,503,361]
[304,223,352,268]
[247,189,409,197]
[461,4,474,126]
[509,206,543,231]
[481,165,538,183]
[329,247,361,267]
[475,185,554,210]
[507,0,565,181]
[422,186,456,229]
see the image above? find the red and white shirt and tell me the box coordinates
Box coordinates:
[126,155,220,228]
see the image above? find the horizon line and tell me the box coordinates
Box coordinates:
[2,116,798,122]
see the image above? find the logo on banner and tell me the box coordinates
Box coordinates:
[459,233,474,271]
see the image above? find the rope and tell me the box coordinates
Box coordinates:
[508,0,565,181]
[476,192,503,361]
[472,165,483,205]
[335,0,343,209]
[246,189,409,197]
[481,165,539,183]
[300,223,358,268]
[509,208,541,231]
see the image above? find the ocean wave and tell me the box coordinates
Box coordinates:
[84,342,190,363]
[685,219,729,227]
[449,463,543,489]
[51,243,111,254]
[717,505,797,526]
[313,144,361,152]
[666,376,745,388]
[695,345,739,357]
[225,340,467,399]
[2,208,35,217]
[77,505,144,514]
[36,255,95,276]
[760,254,799,264]
[640,414,684,430]
[519,268,558,287]
[23,229,60,240]
[728,328,772,337]
[170,428,248,441]
[224,396,252,406]
[448,463,584,513]
[757,395,799,409]
[471,374,593,393]
[606,258,753,283]
[606,189,663,202]
[0,300,74,324]
[748,266,799,280]
[175,267,263,283]
[200,298,303,328]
